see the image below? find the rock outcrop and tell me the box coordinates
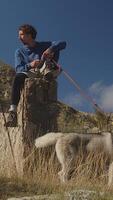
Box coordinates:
[0,77,113,178]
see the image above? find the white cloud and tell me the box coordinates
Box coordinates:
[62,81,113,112]
[89,81,104,96]
[89,82,113,112]
[99,85,113,112]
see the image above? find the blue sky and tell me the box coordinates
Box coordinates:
[0,0,113,112]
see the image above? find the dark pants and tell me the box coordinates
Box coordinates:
[11,73,28,106]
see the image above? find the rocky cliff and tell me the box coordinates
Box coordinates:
[0,62,113,178]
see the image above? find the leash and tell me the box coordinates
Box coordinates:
[0,104,18,176]
[62,70,104,113]
[52,60,105,114]
[0,59,106,169]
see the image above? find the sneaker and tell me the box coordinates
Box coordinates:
[9,105,17,112]
[5,111,17,127]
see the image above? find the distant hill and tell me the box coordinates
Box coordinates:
[0,60,15,109]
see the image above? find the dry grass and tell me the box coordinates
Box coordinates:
[0,148,113,199]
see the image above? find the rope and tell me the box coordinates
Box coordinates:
[16,67,111,163]
[52,59,104,114]
[0,104,18,176]
[62,70,104,113]
[0,61,106,172]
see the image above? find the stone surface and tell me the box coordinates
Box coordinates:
[0,77,113,178]
[0,78,58,177]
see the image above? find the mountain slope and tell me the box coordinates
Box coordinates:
[0,60,15,108]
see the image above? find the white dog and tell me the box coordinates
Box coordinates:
[35,132,113,186]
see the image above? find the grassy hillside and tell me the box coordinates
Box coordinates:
[0,151,113,200]
[0,61,113,200]
[0,60,15,109]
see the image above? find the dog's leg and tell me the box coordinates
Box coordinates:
[58,165,67,183]
[55,140,66,183]
[57,158,74,183]
[62,157,75,182]
[55,139,75,183]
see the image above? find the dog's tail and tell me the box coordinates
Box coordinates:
[35,132,64,148]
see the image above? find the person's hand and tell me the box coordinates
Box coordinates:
[30,59,40,68]
[42,48,54,60]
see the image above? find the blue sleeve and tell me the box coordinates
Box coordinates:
[15,49,31,73]
[49,41,66,52]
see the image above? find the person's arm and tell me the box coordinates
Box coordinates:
[49,41,66,52]
[15,49,40,73]
[41,41,66,60]
[15,49,30,73]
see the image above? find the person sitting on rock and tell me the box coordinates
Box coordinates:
[6,24,66,127]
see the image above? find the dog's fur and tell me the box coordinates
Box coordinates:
[35,132,113,186]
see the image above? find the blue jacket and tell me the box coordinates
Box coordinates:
[15,41,66,73]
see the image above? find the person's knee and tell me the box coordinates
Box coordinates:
[14,73,27,84]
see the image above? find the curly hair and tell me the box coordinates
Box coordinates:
[19,24,37,39]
